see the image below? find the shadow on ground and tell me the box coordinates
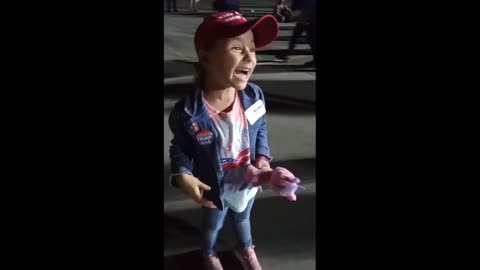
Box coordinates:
[164,194,316,269]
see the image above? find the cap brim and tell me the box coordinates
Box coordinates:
[220,15,279,49]
[249,15,280,48]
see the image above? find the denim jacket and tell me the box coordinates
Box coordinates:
[168,82,272,210]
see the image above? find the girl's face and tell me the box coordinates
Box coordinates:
[202,30,257,90]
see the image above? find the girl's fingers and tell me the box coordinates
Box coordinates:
[196,198,217,208]
[198,181,211,191]
[272,178,299,186]
[193,187,203,201]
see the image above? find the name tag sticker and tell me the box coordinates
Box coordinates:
[244,100,266,125]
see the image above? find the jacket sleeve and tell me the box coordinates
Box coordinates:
[168,106,194,187]
[255,89,273,162]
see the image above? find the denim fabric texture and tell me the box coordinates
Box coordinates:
[168,82,272,210]
[201,197,255,255]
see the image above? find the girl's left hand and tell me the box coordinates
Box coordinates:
[254,159,270,170]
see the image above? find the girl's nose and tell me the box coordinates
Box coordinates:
[243,49,254,62]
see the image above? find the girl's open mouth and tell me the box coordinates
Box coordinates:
[234,68,250,80]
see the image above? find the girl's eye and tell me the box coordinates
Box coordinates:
[233,46,242,51]
[249,48,256,53]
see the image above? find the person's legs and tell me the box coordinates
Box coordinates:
[231,197,262,270]
[202,205,228,269]
[276,21,307,61]
[287,22,307,55]
[202,205,229,256]
[230,197,255,248]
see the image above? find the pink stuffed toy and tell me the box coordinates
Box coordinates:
[241,165,305,201]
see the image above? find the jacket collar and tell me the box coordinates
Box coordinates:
[183,85,205,117]
[183,83,259,117]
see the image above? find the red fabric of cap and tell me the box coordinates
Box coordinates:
[194,11,279,53]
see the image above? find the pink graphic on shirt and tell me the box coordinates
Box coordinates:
[204,91,251,186]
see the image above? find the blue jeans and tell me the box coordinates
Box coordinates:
[201,197,255,255]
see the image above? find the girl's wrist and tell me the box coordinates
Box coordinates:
[255,155,271,163]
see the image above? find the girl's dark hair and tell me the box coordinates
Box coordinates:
[193,61,205,88]
[193,42,215,89]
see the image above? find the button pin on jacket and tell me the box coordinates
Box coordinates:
[195,130,214,145]
[191,122,200,133]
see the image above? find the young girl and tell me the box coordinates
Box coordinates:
[168,11,279,270]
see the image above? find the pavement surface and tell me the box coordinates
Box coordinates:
[164,4,316,269]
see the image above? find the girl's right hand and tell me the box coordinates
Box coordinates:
[176,174,217,208]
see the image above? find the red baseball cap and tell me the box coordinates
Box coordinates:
[194,11,279,53]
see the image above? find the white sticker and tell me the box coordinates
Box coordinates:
[244,100,266,125]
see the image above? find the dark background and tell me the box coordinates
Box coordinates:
[4,1,473,269]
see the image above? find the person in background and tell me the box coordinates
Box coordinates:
[275,0,315,66]
[272,0,293,23]
[303,0,316,67]
[214,0,241,12]
[190,0,200,12]
[166,0,178,13]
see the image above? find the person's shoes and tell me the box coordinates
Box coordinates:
[303,60,316,67]
[233,245,262,270]
[204,254,224,270]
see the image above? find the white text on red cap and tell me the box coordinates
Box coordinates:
[224,15,246,22]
